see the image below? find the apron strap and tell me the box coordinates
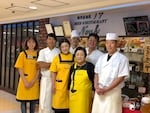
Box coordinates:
[59,54,74,63]
[71,64,77,93]
[71,63,88,93]
[23,50,38,59]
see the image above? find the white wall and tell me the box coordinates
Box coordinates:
[49,6,150,36]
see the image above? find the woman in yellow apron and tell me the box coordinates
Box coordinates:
[68,47,95,113]
[50,39,74,113]
[15,37,40,113]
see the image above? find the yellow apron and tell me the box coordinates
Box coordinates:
[15,51,39,101]
[69,64,92,113]
[52,54,74,109]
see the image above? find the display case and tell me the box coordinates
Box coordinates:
[97,36,149,97]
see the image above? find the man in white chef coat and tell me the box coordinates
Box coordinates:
[86,33,103,65]
[69,30,80,54]
[37,33,60,113]
[92,33,129,113]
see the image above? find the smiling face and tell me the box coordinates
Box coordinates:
[70,37,80,48]
[105,40,118,55]
[75,50,86,65]
[47,36,56,49]
[60,42,70,54]
[27,38,36,51]
[87,36,98,50]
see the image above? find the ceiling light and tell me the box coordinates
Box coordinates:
[29,6,37,10]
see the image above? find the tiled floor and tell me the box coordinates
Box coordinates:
[0,90,39,113]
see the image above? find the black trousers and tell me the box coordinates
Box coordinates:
[53,109,69,113]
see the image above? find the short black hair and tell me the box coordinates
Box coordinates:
[47,33,57,41]
[74,46,87,57]
[59,38,70,48]
[87,33,99,42]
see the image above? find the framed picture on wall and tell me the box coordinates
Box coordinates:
[63,21,72,37]
[54,26,64,37]
[123,16,150,36]
[45,24,54,34]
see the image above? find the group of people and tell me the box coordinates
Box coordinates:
[14,30,129,113]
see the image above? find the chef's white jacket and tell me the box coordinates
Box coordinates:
[37,47,59,113]
[86,47,104,65]
[95,51,129,88]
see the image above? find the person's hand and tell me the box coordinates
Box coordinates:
[24,80,32,88]
[28,73,39,88]
[95,87,103,95]
[92,91,95,99]
[29,80,35,88]
[52,84,56,94]
[96,87,108,95]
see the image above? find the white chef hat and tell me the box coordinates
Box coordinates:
[71,30,80,39]
[106,33,118,40]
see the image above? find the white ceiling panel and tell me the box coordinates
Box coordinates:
[0,0,150,23]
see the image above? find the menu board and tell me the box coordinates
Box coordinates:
[123,16,150,36]
[143,38,150,73]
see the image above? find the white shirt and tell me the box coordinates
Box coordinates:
[69,46,77,54]
[86,48,103,65]
[37,47,59,112]
[95,51,129,88]
[37,47,60,77]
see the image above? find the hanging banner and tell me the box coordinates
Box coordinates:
[143,37,150,73]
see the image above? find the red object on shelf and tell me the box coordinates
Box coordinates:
[123,108,142,113]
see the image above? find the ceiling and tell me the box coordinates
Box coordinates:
[0,0,150,24]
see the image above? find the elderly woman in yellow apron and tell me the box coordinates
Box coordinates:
[68,47,95,113]
[50,38,74,113]
[14,37,40,113]
[92,33,129,113]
